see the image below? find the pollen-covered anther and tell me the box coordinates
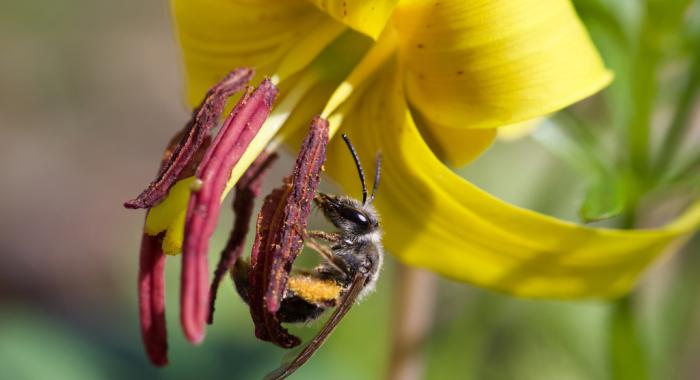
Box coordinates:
[180,78,279,345]
[248,116,329,349]
[124,67,254,209]
[208,151,278,325]
[138,232,168,367]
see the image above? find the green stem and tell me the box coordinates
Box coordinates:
[610,14,664,375]
[609,294,650,380]
[627,17,657,183]
[608,210,649,380]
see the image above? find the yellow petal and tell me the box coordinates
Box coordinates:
[322,27,398,118]
[277,29,374,146]
[306,0,399,40]
[171,0,345,107]
[324,67,700,299]
[413,115,496,166]
[497,118,543,141]
[393,0,613,129]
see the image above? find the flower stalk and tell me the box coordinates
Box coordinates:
[609,293,649,380]
[608,205,648,380]
[387,265,437,380]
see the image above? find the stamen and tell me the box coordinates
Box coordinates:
[124,68,254,209]
[249,185,300,348]
[223,69,319,201]
[138,232,168,367]
[208,151,278,325]
[248,116,329,348]
[265,116,329,313]
[181,78,279,344]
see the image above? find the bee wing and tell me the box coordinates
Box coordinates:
[264,274,369,380]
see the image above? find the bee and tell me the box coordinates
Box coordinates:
[233,135,383,379]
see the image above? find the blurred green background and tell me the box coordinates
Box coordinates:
[1,0,699,379]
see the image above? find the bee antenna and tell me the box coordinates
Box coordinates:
[341,134,367,204]
[367,152,381,204]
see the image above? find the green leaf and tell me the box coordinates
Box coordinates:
[533,119,606,179]
[534,118,626,222]
[580,174,626,223]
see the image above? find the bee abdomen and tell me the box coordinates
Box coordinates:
[233,264,343,323]
[277,295,326,323]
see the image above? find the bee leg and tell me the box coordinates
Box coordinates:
[296,228,348,275]
[305,230,341,243]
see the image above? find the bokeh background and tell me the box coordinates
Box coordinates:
[1,0,699,379]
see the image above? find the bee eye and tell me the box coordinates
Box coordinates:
[340,207,370,228]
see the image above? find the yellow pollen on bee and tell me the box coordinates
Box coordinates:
[288,275,342,304]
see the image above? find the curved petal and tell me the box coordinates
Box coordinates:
[324,67,700,299]
[497,118,542,141]
[306,0,399,40]
[413,115,496,166]
[393,0,613,129]
[171,0,345,107]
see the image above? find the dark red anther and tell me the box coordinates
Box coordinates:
[208,151,278,324]
[248,116,329,348]
[124,68,254,209]
[249,185,299,348]
[181,78,279,344]
[138,232,168,367]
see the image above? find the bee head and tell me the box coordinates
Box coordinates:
[315,193,379,235]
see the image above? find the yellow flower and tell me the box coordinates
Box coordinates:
[147,0,700,299]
